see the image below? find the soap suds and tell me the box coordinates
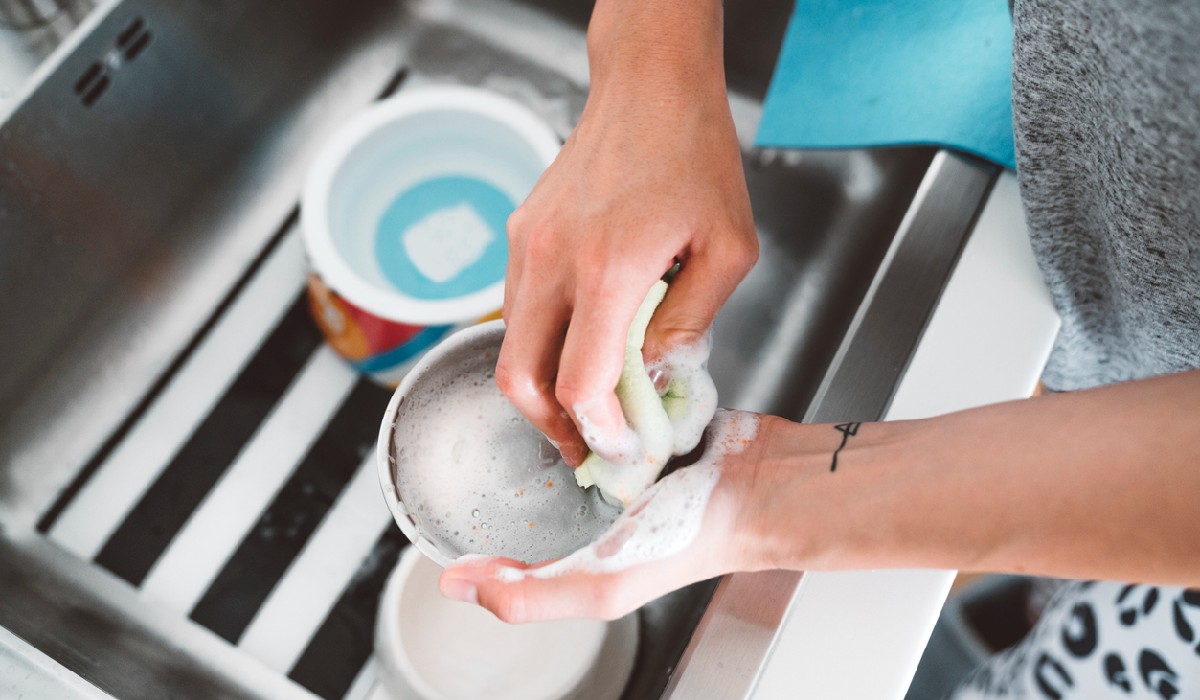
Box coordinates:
[573,396,646,465]
[572,331,719,507]
[402,202,493,282]
[651,332,718,456]
[392,355,618,564]
[497,410,758,581]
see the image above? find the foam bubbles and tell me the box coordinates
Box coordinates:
[572,395,645,465]
[391,354,619,564]
[497,410,759,580]
[652,332,719,456]
[572,332,720,507]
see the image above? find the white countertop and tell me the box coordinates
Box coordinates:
[0,626,111,700]
[752,171,1061,699]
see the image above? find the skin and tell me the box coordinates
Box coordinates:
[444,0,1200,620]
[494,0,757,468]
[444,371,1200,622]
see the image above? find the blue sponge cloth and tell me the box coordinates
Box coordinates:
[756,0,1015,170]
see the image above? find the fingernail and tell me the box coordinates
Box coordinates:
[564,443,589,467]
[648,368,668,394]
[441,576,478,605]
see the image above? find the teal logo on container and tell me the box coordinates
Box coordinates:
[374,175,512,300]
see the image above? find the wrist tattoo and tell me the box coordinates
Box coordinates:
[829,422,861,472]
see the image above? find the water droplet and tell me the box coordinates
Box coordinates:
[472,509,480,518]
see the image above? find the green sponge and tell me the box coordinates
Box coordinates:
[573,281,677,506]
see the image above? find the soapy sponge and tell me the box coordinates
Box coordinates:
[573,281,718,507]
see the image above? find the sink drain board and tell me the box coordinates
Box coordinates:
[36,223,404,700]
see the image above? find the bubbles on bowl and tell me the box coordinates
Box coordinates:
[386,328,620,564]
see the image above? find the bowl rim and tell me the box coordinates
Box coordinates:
[301,85,560,326]
[375,319,508,568]
[375,546,636,700]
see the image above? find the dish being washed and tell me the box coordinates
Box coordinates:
[376,284,719,565]
[377,320,621,566]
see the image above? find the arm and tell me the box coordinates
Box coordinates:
[441,370,1200,622]
[747,369,1200,583]
[496,0,757,466]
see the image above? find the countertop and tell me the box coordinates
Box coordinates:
[752,171,1060,699]
[0,626,110,699]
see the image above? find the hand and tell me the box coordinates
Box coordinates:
[439,410,772,622]
[448,371,1200,618]
[495,0,758,467]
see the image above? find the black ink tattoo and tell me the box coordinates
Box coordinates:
[829,422,861,472]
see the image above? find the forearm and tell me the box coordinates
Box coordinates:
[741,370,1200,585]
[587,0,726,101]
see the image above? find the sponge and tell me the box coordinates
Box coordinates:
[573,281,718,507]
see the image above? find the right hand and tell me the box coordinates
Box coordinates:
[496,0,758,465]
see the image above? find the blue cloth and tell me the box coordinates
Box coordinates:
[756,0,1015,170]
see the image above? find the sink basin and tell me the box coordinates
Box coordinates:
[0,1,996,698]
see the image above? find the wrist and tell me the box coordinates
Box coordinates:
[586,0,725,98]
[728,416,930,573]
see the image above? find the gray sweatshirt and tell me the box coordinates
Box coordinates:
[1012,0,1200,391]
[950,6,1198,698]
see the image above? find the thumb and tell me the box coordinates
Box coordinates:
[644,242,755,363]
[439,557,626,623]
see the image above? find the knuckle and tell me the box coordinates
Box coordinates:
[493,362,519,397]
[729,229,760,270]
[553,378,591,413]
[494,363,537,404]
[505,206,529,240]
[496,363,559,422]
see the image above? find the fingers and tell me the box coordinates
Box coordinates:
[440,556,690,623]
[436,428,758,624]
[440,558,620,622]
[557,276,656,458]
[495,280,589,467]
[643,232,757,363]
[501,201,534,324]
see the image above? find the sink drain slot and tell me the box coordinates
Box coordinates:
[73,14,152,107]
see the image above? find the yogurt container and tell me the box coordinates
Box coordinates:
[302,85,560,384]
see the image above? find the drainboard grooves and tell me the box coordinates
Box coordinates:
[37,219,306,543]
[94,295,322,586]
[189,379,392,642]
[33,224,411,699]
[289,528,408,699]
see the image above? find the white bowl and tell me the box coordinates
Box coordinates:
[374,547,639,700]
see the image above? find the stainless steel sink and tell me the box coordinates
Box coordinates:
[0,1,996,698]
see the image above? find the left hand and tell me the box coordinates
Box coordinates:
[439,410,770,622]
